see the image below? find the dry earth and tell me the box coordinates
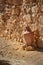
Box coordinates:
[0,37,43,65]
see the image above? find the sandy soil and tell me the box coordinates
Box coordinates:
[0,37,43,65]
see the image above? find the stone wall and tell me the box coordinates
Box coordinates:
[0,0,43,42]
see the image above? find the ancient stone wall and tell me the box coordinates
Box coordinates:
[0,0,43,42]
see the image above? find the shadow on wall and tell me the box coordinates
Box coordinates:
[0,60,11,65]
[37,39,43,52]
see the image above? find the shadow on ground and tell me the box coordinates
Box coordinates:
[37,48,43,52]
[0,60,11,65]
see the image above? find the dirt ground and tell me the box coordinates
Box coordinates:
[0,37,43,65]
